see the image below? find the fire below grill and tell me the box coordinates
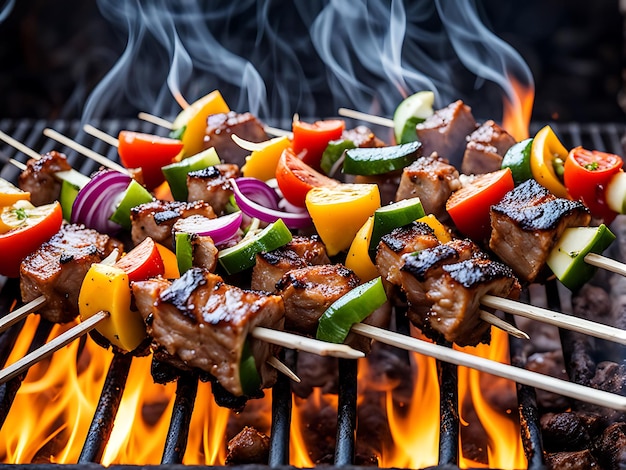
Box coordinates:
[0,119,625,469]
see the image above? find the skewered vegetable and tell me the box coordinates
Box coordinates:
[342,141,421,176]
[530,125,569,198]
[240,135,291,181]
[393,90,435,144]
[292,119,345,169]
[162,147,221,200]
[501,138,533,185]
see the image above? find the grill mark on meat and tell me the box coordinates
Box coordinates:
[187,163,240,214]
[159,268,208,321]
[442,258,516,288]
[18,150,72,206]
[402,243,462,281]
[380,222,436,253]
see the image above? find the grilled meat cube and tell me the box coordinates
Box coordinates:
[20,224,122,324]
[286,235,330,265]
[18,151,72,206]
[132,268,284,397]
[276,264,360,336]
[541,412,603,452]
[400,241,518,346]
[375,221,440,288]
[130,199,216,248]
[415,100,478,168]
[187,163,240,214]
[489,179,591,283]
[461,120,516,175]
[172,215,219,271]
[226,426,270,465]
[342,125,386,148]
[251,248,308,292]
[395,153,461,220]
[594,422,626,470]
[203,111,268,167]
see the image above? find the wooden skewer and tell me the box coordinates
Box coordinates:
[338,107,394,128]
[83,124,119,148]
[266,356,300,383]
[584,252,626,276]
[481,295,626,344]
[478,310,529,340]
[0,295,46,334]
[0,129,41,160]
[43,128,130,176]
[7,158,26,171]
[351,322,626,411]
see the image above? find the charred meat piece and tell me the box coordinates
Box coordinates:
[285,235,330,265]
[132,268,284,397]
[18,151,72,206]
[415,100,477,168]
[251,248,308,292]
[130,199,216,248]
[400,241,519,346]
[187,163,240,214]
[203,111,268,167]
[20,224,123,324]
[375,221,440,288]
[276,264,360,336]
[489,179,591,283]
[342,125,386,148]
[594,422,626,470]
[395,153,461,220]
[540,411,603,452]
[226,426,270,465]
[461,120,516,175]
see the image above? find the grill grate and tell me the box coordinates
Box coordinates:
[0,119,625,468]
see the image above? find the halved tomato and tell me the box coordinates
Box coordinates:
[114,237,165,282]
[117,131,184,190]
[275,148,339,207]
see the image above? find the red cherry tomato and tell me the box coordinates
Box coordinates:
[291,119,345,170]
[117,131,184,190]
[446,168,515,241]
[275,148,339,207]
[2,201,63,277]
[114,237,165,282]
[564,146,622,223]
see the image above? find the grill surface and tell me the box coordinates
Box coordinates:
[0,119,625,468]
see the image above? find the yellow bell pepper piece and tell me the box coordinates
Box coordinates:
[417,214,452,243]
[306,183,381,256]
[0,178,29,207]
[345,216,378,282]
[78,264,146,352]
[530,125,570,198]
[172,90,230,157]
[241,136,291,181]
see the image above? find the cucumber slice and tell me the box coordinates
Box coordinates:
[316,277,387,343]
[393,91,435,144]
[606,171,626,214]
[368,197,425,257]
[239,339,262,396]
[218,219,292,274]
[109,179,154,230]
[546,224,616,291]
[343,141,421,176]
[320,139,356,175]
[501,138,534,185]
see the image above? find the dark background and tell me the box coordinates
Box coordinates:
[0,0,623,124]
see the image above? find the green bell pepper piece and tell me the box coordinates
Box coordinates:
[320,139,356,175]
[501,138,534,185]
[162,147,220,200]
[109,179,154,230]
[368,197,425,259]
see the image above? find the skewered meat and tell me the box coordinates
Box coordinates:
[171,216,219,272]
[375,221,440,288]
[489,179,591,283]
[415,100,478,168]
[398,239,519,346]
[132,268,284,397]
[251,235,330,292]
[225,426,270,465]
[203,111,268,167]
[187,163,240,215]
[130,199,216,248]
[461,120,516,175]
[394,153,461,220]
[594,422,626,469]
[20,223,123,324]
[541,411,603,452]
[342,125,386,148]
[18,150,72,206]
[276,264,360,336]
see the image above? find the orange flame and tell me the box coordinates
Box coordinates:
[502,74,534,141]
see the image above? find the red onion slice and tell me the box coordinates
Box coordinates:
[71,169,131,234]
[230,178,312,229]
[172,212,243,246]
[234,177,280,210]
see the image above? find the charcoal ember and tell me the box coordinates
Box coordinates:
[545,449,599,469]
[225,426,270,465]
[290,353,338,398]
[540,411,604,452]
[593,422,626,469]
[572,284,612,322]
[526,351,571,411]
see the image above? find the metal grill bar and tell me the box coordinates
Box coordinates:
[334,358,358,466]
[268,349,295,467]
[437,359,459,465]
[161,372,199,464]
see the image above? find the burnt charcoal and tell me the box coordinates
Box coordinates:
[291,353,338,398]
[593,422,626,470]
[540,411,603,451]
[545,449,599,469]
[225,426,270,465]
[526,351,572,411]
